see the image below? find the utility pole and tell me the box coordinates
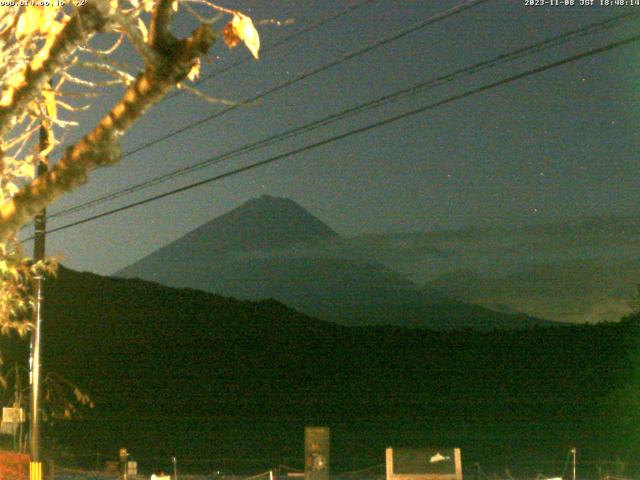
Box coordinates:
[172,456,178,480]
[30,123,49,480]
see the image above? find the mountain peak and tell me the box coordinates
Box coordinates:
[239,194,319,217]
[252,194,294,204]
[203,195,338,251]
[121,196,337,271]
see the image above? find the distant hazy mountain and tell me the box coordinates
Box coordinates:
[341,215,640,323]
[116,195,556,330]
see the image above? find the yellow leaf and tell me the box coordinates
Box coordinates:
[137,18,148,43]
[43,88,57,122]
[15,162,35,179]
[231,13,260,59]
[15,7,59,38]
[187,58,200,81]
[16,7,40,38]
[0,88,15,107]
[39,7,59,34]
[6,183,18,197]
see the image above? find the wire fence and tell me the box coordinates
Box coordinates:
[0,447,629,480]
[44,457,640,480]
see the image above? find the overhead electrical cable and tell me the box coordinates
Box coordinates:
[169,0,379,96]
[48,10,640,220]
[119,0,491,159]
[27,31,640,239]
[49,0,379,157]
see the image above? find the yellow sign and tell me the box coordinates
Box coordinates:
[30,461,42,480]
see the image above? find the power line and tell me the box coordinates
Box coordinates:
[31,31,640,239]
[49,0,379,157]
[120,0,490,159]
[48,10,640,221]
[167,0,379,98]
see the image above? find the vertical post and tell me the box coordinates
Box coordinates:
[304,427,330,480]
[119,448,129,480]
[385,448,393,480]
[172,456,178,480]
[30,123,49,480]
[14,365,21,452]
[571,448,576,480]
[453,448,463,480]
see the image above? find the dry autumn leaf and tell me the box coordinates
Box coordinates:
[223,21,241,49]
[15,6,58,38]
[187,57,201,81]
[138,17,149,43]
[223,13,260,59]
[43,88,57,122]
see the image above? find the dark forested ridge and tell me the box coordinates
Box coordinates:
[7,267,640,476]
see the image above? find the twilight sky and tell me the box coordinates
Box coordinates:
[19,0,640,276]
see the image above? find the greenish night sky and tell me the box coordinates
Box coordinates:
[19,1,640,322]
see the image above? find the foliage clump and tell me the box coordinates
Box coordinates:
[0,1,260,331]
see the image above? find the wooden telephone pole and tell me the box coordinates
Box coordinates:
[30,123,48,480]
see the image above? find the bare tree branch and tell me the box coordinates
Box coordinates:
[149,0,176,50]
[92,1,160,66]
[0,24,216,242]
[0,7,106,140]
[178,82,235,106]
[0,2,260,331]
